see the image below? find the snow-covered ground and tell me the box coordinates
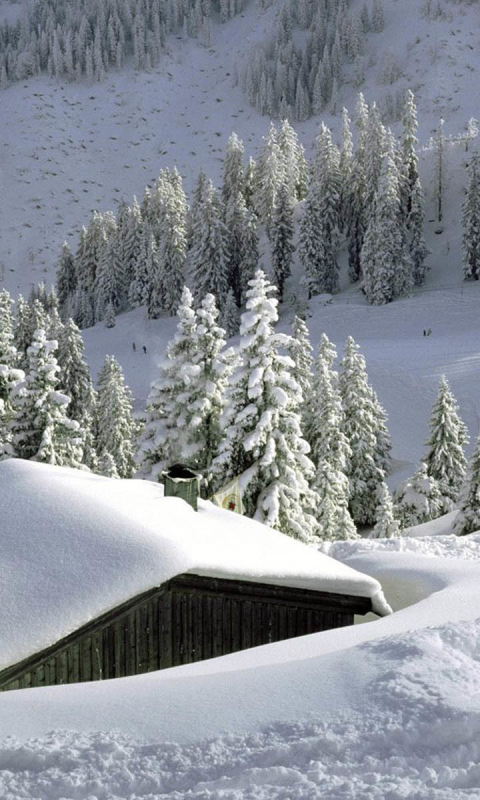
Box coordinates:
[2,0,480,796]
[1,517,480,799]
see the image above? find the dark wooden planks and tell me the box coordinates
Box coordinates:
[0,573,372,692]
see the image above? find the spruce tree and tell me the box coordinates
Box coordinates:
[425,375,468,510]
[371,482,400,538]
[57,318,96,423]
[222,131,245,209]
[361,134,413,305]
[213,270,319,541]
[10,328,83,466]
[95,355,136,478]
[288,316,313,431]
[454,432,480,536]
[191,179,230,312]
[270,178,295,302]
[56,241,77,317]
[183,293,236,484]
[157,179,188,315]
[226,191,259,307]
[128,226,152,309]
[254,122,282,236]
[0,290,17,369]
[346,94,369,282]
[136,287,199,481]
[222,288,240,337]
[462,151,480,281]
[308,334,357,540]
[339,336,389,525]
[401,90,429,284]
[394,462,443,528]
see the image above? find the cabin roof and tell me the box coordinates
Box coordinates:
[0,459,389,670]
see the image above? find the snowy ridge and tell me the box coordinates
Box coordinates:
[0,458,388,671]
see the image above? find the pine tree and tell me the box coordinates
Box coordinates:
[222,287,240,337]
[191,179,230,312]
[136,287,199,481]
[424,375,468,510]
[361,134,413,304]
[212,270,319,541]
[96,355,136,478]
[339,336,389,525]
[346,93,369,283]
[56,241,77,317]
[10,328,83,466]
[157,179,188,314]
[270,178,295,302]
[98,451,120,478]
[454,432,480,536]
[401,90,429,284]
[222,131,245,209]
[254,122,282,236]
[57,318,96,423]
[433,118,446,223]
[277,118,304,201]
[307,334,357,541]
[301,123,342,296]
[225,191,259,306]
[0,290,17,368]
[183,293,236,484]
[288,316,313,431]
[370,482,401,538]
[462,151,480,281]
[128,226,152,309]
[394,462,443,527]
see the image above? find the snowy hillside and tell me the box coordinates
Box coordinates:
[1,0,480,296]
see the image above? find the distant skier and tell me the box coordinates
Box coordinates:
[142,345,147,354]
[132,342,136,351]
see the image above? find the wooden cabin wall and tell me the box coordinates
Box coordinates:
[0,576,369,692]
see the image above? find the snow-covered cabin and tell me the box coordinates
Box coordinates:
[0,460,390,691]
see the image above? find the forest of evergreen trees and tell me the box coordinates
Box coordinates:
[0,0,248,87]
[0,273,478,541]
[239,0,388,122]
[55,90,435,330]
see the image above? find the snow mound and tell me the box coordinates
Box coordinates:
[321,531,480,562]
[0,459,388,671]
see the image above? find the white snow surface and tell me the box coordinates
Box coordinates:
[1,516,480,798]
[0,458,386,671]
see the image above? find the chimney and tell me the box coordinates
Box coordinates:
[162,464,201,511]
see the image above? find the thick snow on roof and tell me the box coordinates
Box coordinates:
[0,459,388,671]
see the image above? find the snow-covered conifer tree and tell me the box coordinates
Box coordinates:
[307,334,357,540]
[462,151,480,281]
[57,318,96,423]
[10,328,83,466]
[346,93,369,282]
[253,122,282,236]
[300,124,341,296]
[394,462,443,528]
[222,287,240,337]
[339,336,389,525]
[128,226,152,309]
[156,180,188,315]
[270,178,295,302]
[213,270,319,541]
[370,482,400,538]
[98,451,120,478]
[95,355,136,478]
[424,375,468,510]
[361,133,413,304]
[136,287,199,481]
[433,118,446,223]
[225,191,259,307]
[222,132,245,209]
[288,316,313,430]
[190,179,230,311]
[454,432,480,536]
[401,90,429,284]
[56,241,77,318]
[183,293,236,483]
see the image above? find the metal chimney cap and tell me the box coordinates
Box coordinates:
[162,464,202,483]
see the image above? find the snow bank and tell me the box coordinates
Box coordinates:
[0,459,387,671]
[1,531,480,798]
